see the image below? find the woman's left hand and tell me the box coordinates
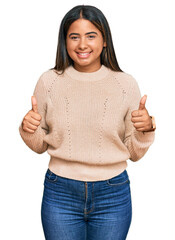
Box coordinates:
[131,95,153,132]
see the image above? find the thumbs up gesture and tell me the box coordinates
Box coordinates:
[131,95,152,132]
[22,96,42,133]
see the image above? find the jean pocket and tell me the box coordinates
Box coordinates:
[45,169,58,183]
[106,170,130,186]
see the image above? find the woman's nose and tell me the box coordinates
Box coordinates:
[78,37,88,50]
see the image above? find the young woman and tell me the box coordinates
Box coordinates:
[19,5,156,240]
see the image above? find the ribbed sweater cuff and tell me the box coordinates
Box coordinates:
[132,128,155,144]
[19,123,47,153]
[19,122,40,139]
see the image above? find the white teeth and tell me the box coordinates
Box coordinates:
[78,52,91,55]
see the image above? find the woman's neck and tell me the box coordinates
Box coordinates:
[73,62,102,73]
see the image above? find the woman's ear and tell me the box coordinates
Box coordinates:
[103,42,107,47]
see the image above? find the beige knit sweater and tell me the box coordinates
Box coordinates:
[19,65,155,181]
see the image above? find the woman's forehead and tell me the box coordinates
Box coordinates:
[67,19,100,33]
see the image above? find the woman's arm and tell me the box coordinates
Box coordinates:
[19,73,49,154]
[124,77,155,161]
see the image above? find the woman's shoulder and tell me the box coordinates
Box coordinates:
[110,69,136,81]
[33,69,64,95]
[109,69,139,90]
[39,69,63,81]
[36,69,64,87]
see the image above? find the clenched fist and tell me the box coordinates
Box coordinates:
[131,95,153,132]
[22,96,42,133]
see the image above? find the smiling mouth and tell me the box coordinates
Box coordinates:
[76,51,92,58]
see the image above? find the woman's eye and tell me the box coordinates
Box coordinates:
[88,35,95,39]
[71,36,79,40]
[70,35,95,40]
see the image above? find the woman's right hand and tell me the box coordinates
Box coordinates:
[22,96,42,133]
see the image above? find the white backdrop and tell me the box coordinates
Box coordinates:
[1,0,174,239]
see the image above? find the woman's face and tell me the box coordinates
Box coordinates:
[66,19,106,72]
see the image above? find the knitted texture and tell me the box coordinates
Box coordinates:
[19,65,155,181]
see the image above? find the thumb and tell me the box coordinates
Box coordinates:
[139,95,147,110]
[31,96,38,113]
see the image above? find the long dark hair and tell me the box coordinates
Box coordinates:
[52,5,123,74]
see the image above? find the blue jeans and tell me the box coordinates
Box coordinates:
[41,169,132,240]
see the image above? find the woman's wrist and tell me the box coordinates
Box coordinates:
[143,116,156,132]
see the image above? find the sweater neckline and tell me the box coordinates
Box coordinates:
[65,64,110,82]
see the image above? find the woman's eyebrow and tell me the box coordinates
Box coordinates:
[68,32,98,37]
